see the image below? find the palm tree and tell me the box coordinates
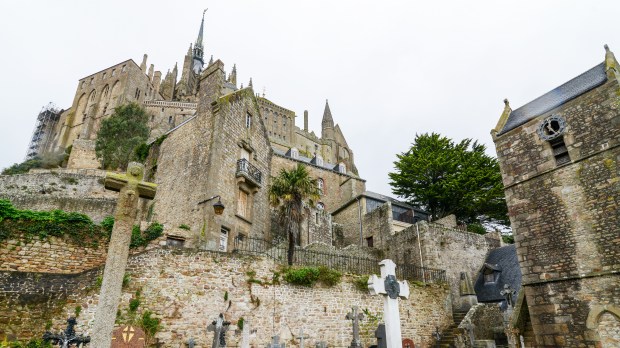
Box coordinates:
[269,164,320,265]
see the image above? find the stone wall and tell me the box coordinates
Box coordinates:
[493,72,620,346]
[0,169,117,222]
[66,139,100,169]
[0,237,108,274]
[457,303,505,346]
[9,247,452,347]
[386,222,496,308]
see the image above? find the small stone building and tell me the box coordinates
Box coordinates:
[492,46,620,347]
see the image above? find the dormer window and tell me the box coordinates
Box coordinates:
[337,163,346,174]
[290,147,299,159]
[481,262,501,284]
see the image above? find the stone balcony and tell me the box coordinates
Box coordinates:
[236,159,262,188]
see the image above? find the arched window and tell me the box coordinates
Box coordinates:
[102,85,110,99]
[246,113,252,129]
[317,202,325,210]
[317,178,324,195]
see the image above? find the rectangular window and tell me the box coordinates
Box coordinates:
[366,236,374,248]
[246,113,252,128]
[166,237,185,248]
[484,272,495,284]
[220,227,229,252]
[237,190,248,218]
[550,137,570,166]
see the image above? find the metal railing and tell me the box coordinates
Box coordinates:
[232,237,446,283]
[236,159,262,185]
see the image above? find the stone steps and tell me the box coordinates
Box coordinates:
[434,310,468,347]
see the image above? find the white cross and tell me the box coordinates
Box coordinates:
[368,259,410,348]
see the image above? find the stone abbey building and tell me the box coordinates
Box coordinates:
[492,45,620,347]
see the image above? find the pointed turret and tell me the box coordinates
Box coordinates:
[321,99,335,140]
[208,55,214,66]
[248,77,253,88]
[228,64,237,85]
[192,10,207,74]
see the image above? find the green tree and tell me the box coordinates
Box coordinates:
[389,133,508,227]
[95,102,150,170]
[269,164,320,265]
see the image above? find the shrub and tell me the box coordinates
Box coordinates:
[467,223,487,235]
[129,298,140,312]
[130,222,163,248]
[140,310,161,337]
[282,267,320,287]
[353,275,370,292]
[100,216,114,234]
[178,224,190,230]
[317,266,342,286]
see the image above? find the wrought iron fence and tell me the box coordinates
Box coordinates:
[232,237,446,283]
[236,159,262,184]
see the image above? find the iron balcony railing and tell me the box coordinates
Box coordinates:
[236,159,262,185]
[232,237,447,284]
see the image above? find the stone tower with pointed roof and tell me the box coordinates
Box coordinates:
[492,46,620,347]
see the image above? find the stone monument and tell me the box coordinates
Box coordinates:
[368,259,410,348]
[91,163,157,347]
[294,328,309,348]
[267,335,286,348]
[110,325,146,348]
[207,313,231,348]
[345,306,364,348]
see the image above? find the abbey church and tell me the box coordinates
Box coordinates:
[1,10,618,348]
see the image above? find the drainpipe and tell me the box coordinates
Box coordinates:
[357,197,363,246]
[416,222,426,283]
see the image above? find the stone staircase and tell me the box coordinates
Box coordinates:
[435,310,468,347]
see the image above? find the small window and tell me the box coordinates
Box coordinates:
[246,113,252,128]
[81,81,85,89]
[338,163,346,173]
[550,136,571,166]
[366,236,374,248]
[90,77,94,85]
[290,147,299,159]
[166,237,185,248]
[102,72,107,80]
[220,227,229,252]
[111,69,116,76]
[484,272,495,284]
[315,212,319,224]
[121,65,127,72]
[317,178,324,195]
[168,116,173,124]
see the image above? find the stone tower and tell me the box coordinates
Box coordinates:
[492,46,620,347]
[321,99,335,140]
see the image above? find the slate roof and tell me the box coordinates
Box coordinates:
[274,148,345,175]
[499,62,607,135]
[474,244,522,303]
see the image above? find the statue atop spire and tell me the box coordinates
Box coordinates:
[192,9,208,75]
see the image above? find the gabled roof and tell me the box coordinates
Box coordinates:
[474,244,522,303]
[498,62,607,135]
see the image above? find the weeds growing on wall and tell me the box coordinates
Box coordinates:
[129,222,163,248]
[0,200,110,246]
[352,275,370,292]
[0,338,53,348]
[282,266,342,287]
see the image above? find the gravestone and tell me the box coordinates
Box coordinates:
[111,325,146,348]
[294,328,309,348]
[374,324,386,348]
[267,335,286,348]
[368,260,410,348]
[239,319,251,348]
[314,342,327,348]
[207,313,231,348]
[401,338,414,348]
[345,306,364,348]
[42,317,90,347]
[91,163,157,347]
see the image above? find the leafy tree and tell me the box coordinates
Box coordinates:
[389,133,508,227]
[95,102,150,170]
[269,164,320,265]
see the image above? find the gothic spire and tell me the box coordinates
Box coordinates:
[228,64,237,85]
[322,99,334,127]
[192,9,207,74]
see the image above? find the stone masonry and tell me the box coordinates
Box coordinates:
[493,48,620,347]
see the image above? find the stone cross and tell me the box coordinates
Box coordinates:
[43,317,91,348]
[91,163,157,348]
[239,319,253,348]
[295,328,309,348]
[268,335,286,348]
[368,260,410,348]
[207,313,231,348]
[500,284,516,308]
[345,306,364,348]
[374,324,386,348]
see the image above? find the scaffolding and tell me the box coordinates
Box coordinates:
[25,102,62,160]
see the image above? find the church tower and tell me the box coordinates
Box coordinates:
[192,10,206,75]
[321,99,334,140]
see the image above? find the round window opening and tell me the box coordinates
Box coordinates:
[537,115,567,141]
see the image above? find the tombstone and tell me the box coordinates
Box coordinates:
[187,338,196,348]
[110,325,146,348]
[314,342,327,348]
[91,163,157,347]
[294,328,309,348]
[267,335,286,348]
[401,338,414,348]
[42,317,91,347]
[207,313,232,348]
[368,260,410,348]
[345,306,364,348]
[374,324,386,348]
[239,319,251,348]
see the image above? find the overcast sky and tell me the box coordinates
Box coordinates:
[1,1,618,197]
